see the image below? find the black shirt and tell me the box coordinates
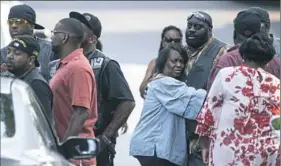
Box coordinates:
[21,68,53,123]
[103,61,134,102]
[96,60,134,136]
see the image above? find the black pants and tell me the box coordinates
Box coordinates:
[96,146,115,166]
[134,156,179,166]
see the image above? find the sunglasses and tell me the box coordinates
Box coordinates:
[187,12,212,28]
[7,18,29,26]
[163,37,182,43]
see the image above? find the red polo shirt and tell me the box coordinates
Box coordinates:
[49,48,97,165]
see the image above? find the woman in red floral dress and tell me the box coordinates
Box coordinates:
[195,33,280,166]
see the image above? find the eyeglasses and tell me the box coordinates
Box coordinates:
[51,30,69,36]
[163,37,182,43]
[7,18,29,26]
[51,30,82,39]
[187,12,213,28]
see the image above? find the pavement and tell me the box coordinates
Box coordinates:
[12,1,281,165]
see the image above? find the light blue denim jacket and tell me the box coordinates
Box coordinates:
[129,76,206,166]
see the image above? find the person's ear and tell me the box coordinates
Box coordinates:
[260,22,270,33]
[28,23,35,30]
[28,56,35,65]
[28,23,35,34]
[62,34,69,44]
[89,35,97,45]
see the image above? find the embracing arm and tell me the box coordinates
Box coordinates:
[139,59,156,98]
[151,77,207,120]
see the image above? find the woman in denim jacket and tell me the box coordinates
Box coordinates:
[130,43,206,166]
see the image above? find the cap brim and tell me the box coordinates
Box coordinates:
[34,23,45,30]
[69,11,92,30]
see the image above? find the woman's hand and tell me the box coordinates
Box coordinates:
[199,136,210,164]
[202,147,209,164]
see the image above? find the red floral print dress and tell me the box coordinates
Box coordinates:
[195,65,280,166]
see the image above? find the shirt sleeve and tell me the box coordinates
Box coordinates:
[150,77,206,120]
[103,61,134,101]
[195,70,224,137]
[30,80,53,122]
[69,68,94,110]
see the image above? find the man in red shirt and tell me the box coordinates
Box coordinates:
[207,9,280,91]
[49,18,97,166]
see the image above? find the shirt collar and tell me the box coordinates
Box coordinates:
[17,67,36,79]
[227,45,240,52]
[60,48,84,64]
[85,49,97,59]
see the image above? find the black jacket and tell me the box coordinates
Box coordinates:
[21,68,53,124]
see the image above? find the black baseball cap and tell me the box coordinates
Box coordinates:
[234,10,262,37]
[248,7,270,23]
[8,36,40,67]
[69,11,102,38]
[8,4,44,30]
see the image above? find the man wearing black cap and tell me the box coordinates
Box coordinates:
[247,7,280,56]
[1,4,56,81]
[183,11,229,90]
[207,9,280,91]
[70,11,135,166]
[5,35,53,123]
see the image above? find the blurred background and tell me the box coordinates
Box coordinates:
[22,1,280,64]
[2,1,280,165]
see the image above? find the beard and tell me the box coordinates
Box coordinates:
[52,44,62,56]
[185,31,209,49]
[7,62,29,77]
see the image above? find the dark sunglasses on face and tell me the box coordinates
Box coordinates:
[164,37,182,43]
[7,18,29,26]
[187,12,213,28]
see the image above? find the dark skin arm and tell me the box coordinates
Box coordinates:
[62,106,89,142]
[199,136,210,164]
[139,59,156,98]
[103,100,135,138]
